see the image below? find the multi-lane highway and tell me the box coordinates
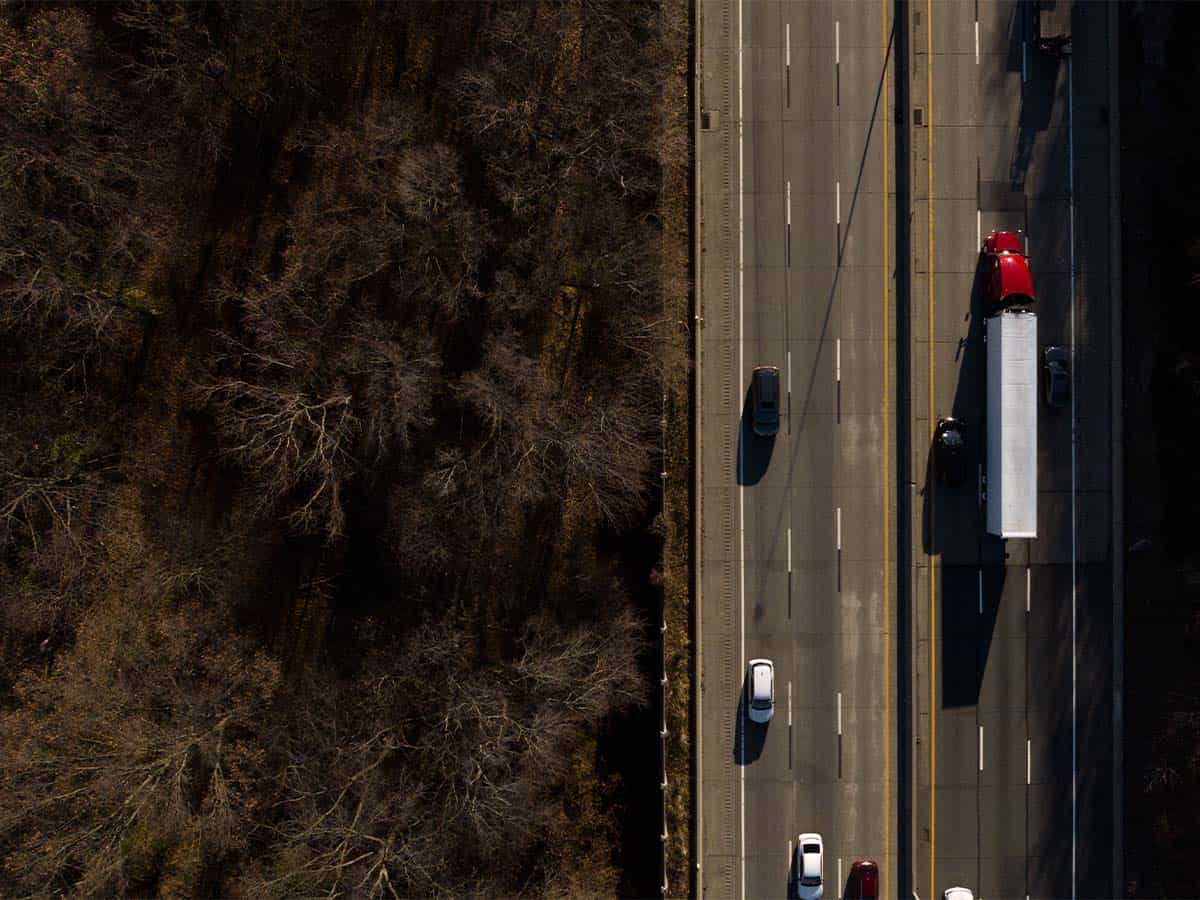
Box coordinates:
[696,2,1121,898]
[699,1,897,896]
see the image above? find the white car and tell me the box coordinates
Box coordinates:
[746,658,774,723]
[944,889,974,900]
[794,832,823,899]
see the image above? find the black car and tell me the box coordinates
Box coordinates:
[751,366,781,436]
[934,417,967,487]
[1043,345,1069,408]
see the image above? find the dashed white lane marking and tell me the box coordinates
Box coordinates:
[1026,566,1031,613]
[785,22,790,67]
[977,208,982,248]
[1027,737,1032,785]
[979,725,985,771]
[836,338,841,383]
[786,180,792,226]
[788,681,793,727]
[787,527,792,573]
[835,19,840,65]
[836,507,842,551]
[974,19,980,65]
[788,349,792,393]
[838,857,843,897]
[836,180,842,225]
[837,691,843,736]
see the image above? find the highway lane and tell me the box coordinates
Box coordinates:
[699,1,897,897]
[910,3,1118,899]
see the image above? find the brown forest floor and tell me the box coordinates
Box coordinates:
[0,2,690,896]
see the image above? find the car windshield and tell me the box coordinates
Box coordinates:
[751,697,770,709]
[941,429,963,448]
[801,876,822,886]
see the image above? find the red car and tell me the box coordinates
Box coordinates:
[982,230,1035,311]
[847,859,879,899]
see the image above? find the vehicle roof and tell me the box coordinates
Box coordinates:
[944,888,973,900]
[754,367,779,402]
[995,252,1034,302]
[750,660,773,701]
[986,230,1023,253]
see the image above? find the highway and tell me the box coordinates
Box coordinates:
[696,2,1121,898]
[699,1,897,897]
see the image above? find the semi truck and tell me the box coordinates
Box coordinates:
[982,231,1037,540]
[1034,1,1071,58]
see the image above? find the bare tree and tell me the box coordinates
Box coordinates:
[199,379,359,539]
[0,597,281,895]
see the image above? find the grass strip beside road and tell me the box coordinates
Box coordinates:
[659,0,693,892]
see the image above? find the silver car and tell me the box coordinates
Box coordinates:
[794,832,824,899]
[944,888,974,900]
[746,658,774,723]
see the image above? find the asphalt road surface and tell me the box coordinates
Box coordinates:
[697,2,1120,898]
[699,1,897,897]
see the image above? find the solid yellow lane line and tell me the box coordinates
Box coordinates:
[926,0,937,897]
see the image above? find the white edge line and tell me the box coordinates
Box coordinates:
[737,0,745,896]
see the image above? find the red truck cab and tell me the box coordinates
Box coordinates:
[982,230,1035,311]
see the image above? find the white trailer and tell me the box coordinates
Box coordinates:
[985,310,1038,539]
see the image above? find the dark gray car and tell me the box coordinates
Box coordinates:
[1043,345,1069,407]
[751,366,781,436]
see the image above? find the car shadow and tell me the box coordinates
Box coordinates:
[732,673,768,765]
[738,385,776,486]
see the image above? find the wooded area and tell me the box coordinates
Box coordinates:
[0,1,689,895]
[1121,2,1200,895]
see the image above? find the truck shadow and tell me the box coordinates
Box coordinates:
[921,253,1007,709]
